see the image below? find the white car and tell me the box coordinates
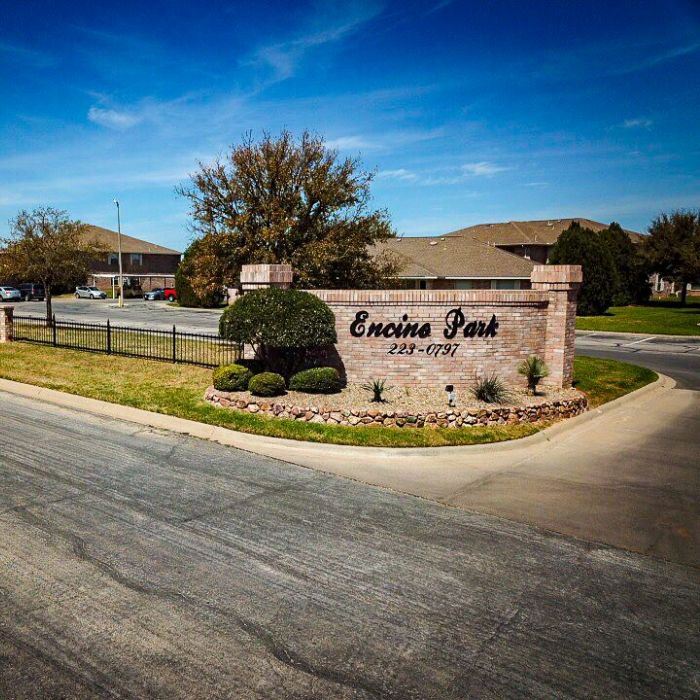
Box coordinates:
[0,286,22,301]
[75,286,107,299]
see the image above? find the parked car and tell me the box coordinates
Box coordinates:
[144,287,176,302]
[17,283,45,301]
[0,286,22,302]
[75,286,107,299]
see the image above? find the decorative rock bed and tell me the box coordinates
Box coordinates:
[204,386,588,429]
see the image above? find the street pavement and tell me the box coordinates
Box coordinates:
[35,298,223,333]
[1,392,698,699]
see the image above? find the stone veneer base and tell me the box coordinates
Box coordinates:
[204,386,588,429]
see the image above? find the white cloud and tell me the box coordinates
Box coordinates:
[87,106,141,129]
[376,168,417,181]
[461,161,510,176]
[0,41,54,68]
[326,135,377,150]
[425,0,455,15]
[246,2,384,82]
[622,117,653,129]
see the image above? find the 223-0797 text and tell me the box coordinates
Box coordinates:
[387,343,460,357]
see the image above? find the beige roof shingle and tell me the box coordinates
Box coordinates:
[374,236,535,279]
[82,225,181,255]
[444,218,643,245]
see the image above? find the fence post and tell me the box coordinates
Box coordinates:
[52,314,57,347]
[106,318,112,354]
[172,324,177,363]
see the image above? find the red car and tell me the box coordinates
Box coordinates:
[144,287,177,302]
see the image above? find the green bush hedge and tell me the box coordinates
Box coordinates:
[248,372,286,397]
[289,367,341,394]
[212,363,253,392]
[219,288,336,376]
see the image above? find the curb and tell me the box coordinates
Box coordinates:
[576,329,700,343]
[0,371,669,459]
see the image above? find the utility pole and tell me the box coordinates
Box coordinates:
[113,199,124,308]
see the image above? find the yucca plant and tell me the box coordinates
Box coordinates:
[361,378,393,403]
[518,355,549,395]
[471,373,510,404]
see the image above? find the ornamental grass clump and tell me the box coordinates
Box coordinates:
[518,355,549,395]
[212,363,253,392]
[471,373,510,404]
[289,367,341,394]
[248,372,286,397]
[362,378,393,403]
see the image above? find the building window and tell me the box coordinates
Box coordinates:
[130,253,143,266]
[108,253,119,265]
[493,280,520,290]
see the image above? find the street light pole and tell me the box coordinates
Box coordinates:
[113,199,124,308]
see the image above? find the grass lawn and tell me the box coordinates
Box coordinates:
[576,297,700,336]
[0,343,656,447]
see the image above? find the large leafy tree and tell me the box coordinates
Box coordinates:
[644,210,700,305]
[175,234,238,307]
[0,208,102,322]
[176,130,397,302]
[598,222,650,305]
[549,221,617,315]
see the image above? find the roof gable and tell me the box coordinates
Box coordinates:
[82,225,181,255]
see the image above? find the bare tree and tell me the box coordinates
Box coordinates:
[0,208,103,323]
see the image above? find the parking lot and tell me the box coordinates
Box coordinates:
[7,297,224,333]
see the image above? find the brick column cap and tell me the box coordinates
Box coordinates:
[240,264,293,287]
[531,265,583,285]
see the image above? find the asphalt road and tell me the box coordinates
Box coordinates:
[1,393,699,699]
[44,298,223,333]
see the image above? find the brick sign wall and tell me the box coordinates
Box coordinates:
[237,264,582,389]
[309,289,549,389]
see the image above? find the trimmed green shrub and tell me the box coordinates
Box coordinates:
[248,372,286,397]
[219,288,337,376]
[212,363,252,392]
[471,373,511,404]
[289,367,341,394]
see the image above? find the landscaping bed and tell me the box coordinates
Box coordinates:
[204,383,587,428]
[0,343,656,447]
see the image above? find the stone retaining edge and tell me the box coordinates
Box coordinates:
[203,387,588,428]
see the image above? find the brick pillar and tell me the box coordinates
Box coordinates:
[240,264,293,292]
[531,265,583,387]
[0,306,14,343]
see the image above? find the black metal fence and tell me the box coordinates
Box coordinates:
[13,314,241,368]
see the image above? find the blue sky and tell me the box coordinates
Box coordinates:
[1,0,699,251]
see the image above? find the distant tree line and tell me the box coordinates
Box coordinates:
[549,211,700,314]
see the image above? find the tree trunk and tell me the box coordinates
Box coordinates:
[45,285,53,326]
[680,280,688,306]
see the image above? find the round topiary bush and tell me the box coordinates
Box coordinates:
[289,367,341,394]
[248,372,286,397]
[219,288,337,376]
[212,363,253,392]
